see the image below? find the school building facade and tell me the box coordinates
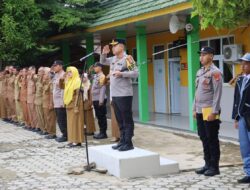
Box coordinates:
[51,0,250,133]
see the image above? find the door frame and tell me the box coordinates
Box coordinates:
[152,44,167,113]
[168,55,181,114]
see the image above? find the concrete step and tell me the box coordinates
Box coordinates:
[89,144,179,178]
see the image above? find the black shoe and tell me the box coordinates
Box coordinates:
[31,128,37,132]
[237,176,250,183]
[93,133,108,139]
[55,136,67,142]
[118,143,134,152]
[41,132,49,136]
[112,142,124,150]
[37,131,44,135]
[35,128,41,133]
[195,166,209,174]
[23,125,29,130]
[45,135,57,139]
[66,143,82,148]
[3,118,9,122]
[69,143,81,148]
[204,168,220,176]
[8,119,14,124]
[20,123,25,127]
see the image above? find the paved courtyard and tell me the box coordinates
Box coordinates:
[0,120,249,190]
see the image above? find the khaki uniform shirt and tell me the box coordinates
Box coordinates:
[193,64,223,114]
[27,75,36,104]
[20,77,27,102]
[14,75,21,101]
[42,81,53,108]
[34,77,43,106]
[0,76,3,97]
[8,74,15,100]
[3,75,9,99]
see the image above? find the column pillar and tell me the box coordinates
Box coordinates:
[187,16,200,131]
[86,33,95,70]
[136,26,149,122]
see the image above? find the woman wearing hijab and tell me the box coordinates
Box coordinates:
[60,66,84,147]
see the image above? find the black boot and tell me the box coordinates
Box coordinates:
[204,161,220,176]
[195,166,209,174]
[118,140,134,151]
[195,161,209,174]
[118,130,134,151]
[55,136,67,142]
[237,176,250,183]
[93,132,107,139]
[112,131,125,150]
[204,167,220,176]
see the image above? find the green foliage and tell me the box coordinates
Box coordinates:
[0,0,101,65]
[192,0,250,29]
[0,0,46,63]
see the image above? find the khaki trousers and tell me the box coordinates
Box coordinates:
[43,108,56,135]
[36,105,46,132]
[21,101,30,126]
[15,100,23,122]
[27,103,38,128]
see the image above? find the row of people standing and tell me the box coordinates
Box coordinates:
[0,60,121,147]
[0,66,57,139]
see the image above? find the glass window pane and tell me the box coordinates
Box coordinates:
[210,39,221,55]
[168,44,180,58]
[222,37,234,46]
[223,62,233,83]
[154,45,165,60]
[200,40,208,49]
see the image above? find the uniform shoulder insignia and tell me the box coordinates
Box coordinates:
[212,71,221,81]
[99,74,106,86]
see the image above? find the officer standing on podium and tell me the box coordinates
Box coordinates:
[100,39,138,151]
[193,47,223,176]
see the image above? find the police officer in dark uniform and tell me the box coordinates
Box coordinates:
[100,39,138,151]
[92,62,108,139]
[193,47,223,176]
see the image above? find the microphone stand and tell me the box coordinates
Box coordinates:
[75,54,107,174]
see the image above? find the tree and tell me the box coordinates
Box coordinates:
[0,0,101,65]
[192,0,250,29]
[36,0,101,36]
[0,0,46,64]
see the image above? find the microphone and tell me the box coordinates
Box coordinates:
[80,52,94,62]
[79,45,100,62]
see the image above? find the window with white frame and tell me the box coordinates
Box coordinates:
[200,36,235,83]
[167,43,180,58]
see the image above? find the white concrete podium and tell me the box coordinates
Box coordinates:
[89,144,179,178]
